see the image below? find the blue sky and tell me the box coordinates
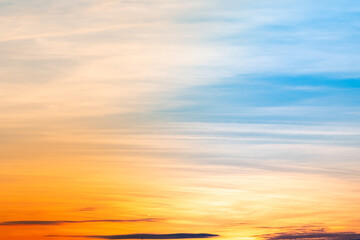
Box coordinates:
[151,0,360,127]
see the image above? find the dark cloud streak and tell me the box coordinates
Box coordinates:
[258,229,360,240]
[48,233,219,239]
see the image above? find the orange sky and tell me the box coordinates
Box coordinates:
[1,121,359,240]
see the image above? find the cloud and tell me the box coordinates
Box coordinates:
[76,207,97,212]
[48,233,219,239]
[0,218,159,226]
[257,229,360,240]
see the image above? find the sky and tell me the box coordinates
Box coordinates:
[0,0,360,240]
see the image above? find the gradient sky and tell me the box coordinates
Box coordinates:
[1,1,360,240]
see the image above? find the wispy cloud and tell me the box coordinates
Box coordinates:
[0,218,159,226]
[76,207,97,212]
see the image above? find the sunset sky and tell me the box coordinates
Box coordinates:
[1,1,360,240]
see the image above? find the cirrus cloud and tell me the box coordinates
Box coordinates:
[0,218,159,226]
